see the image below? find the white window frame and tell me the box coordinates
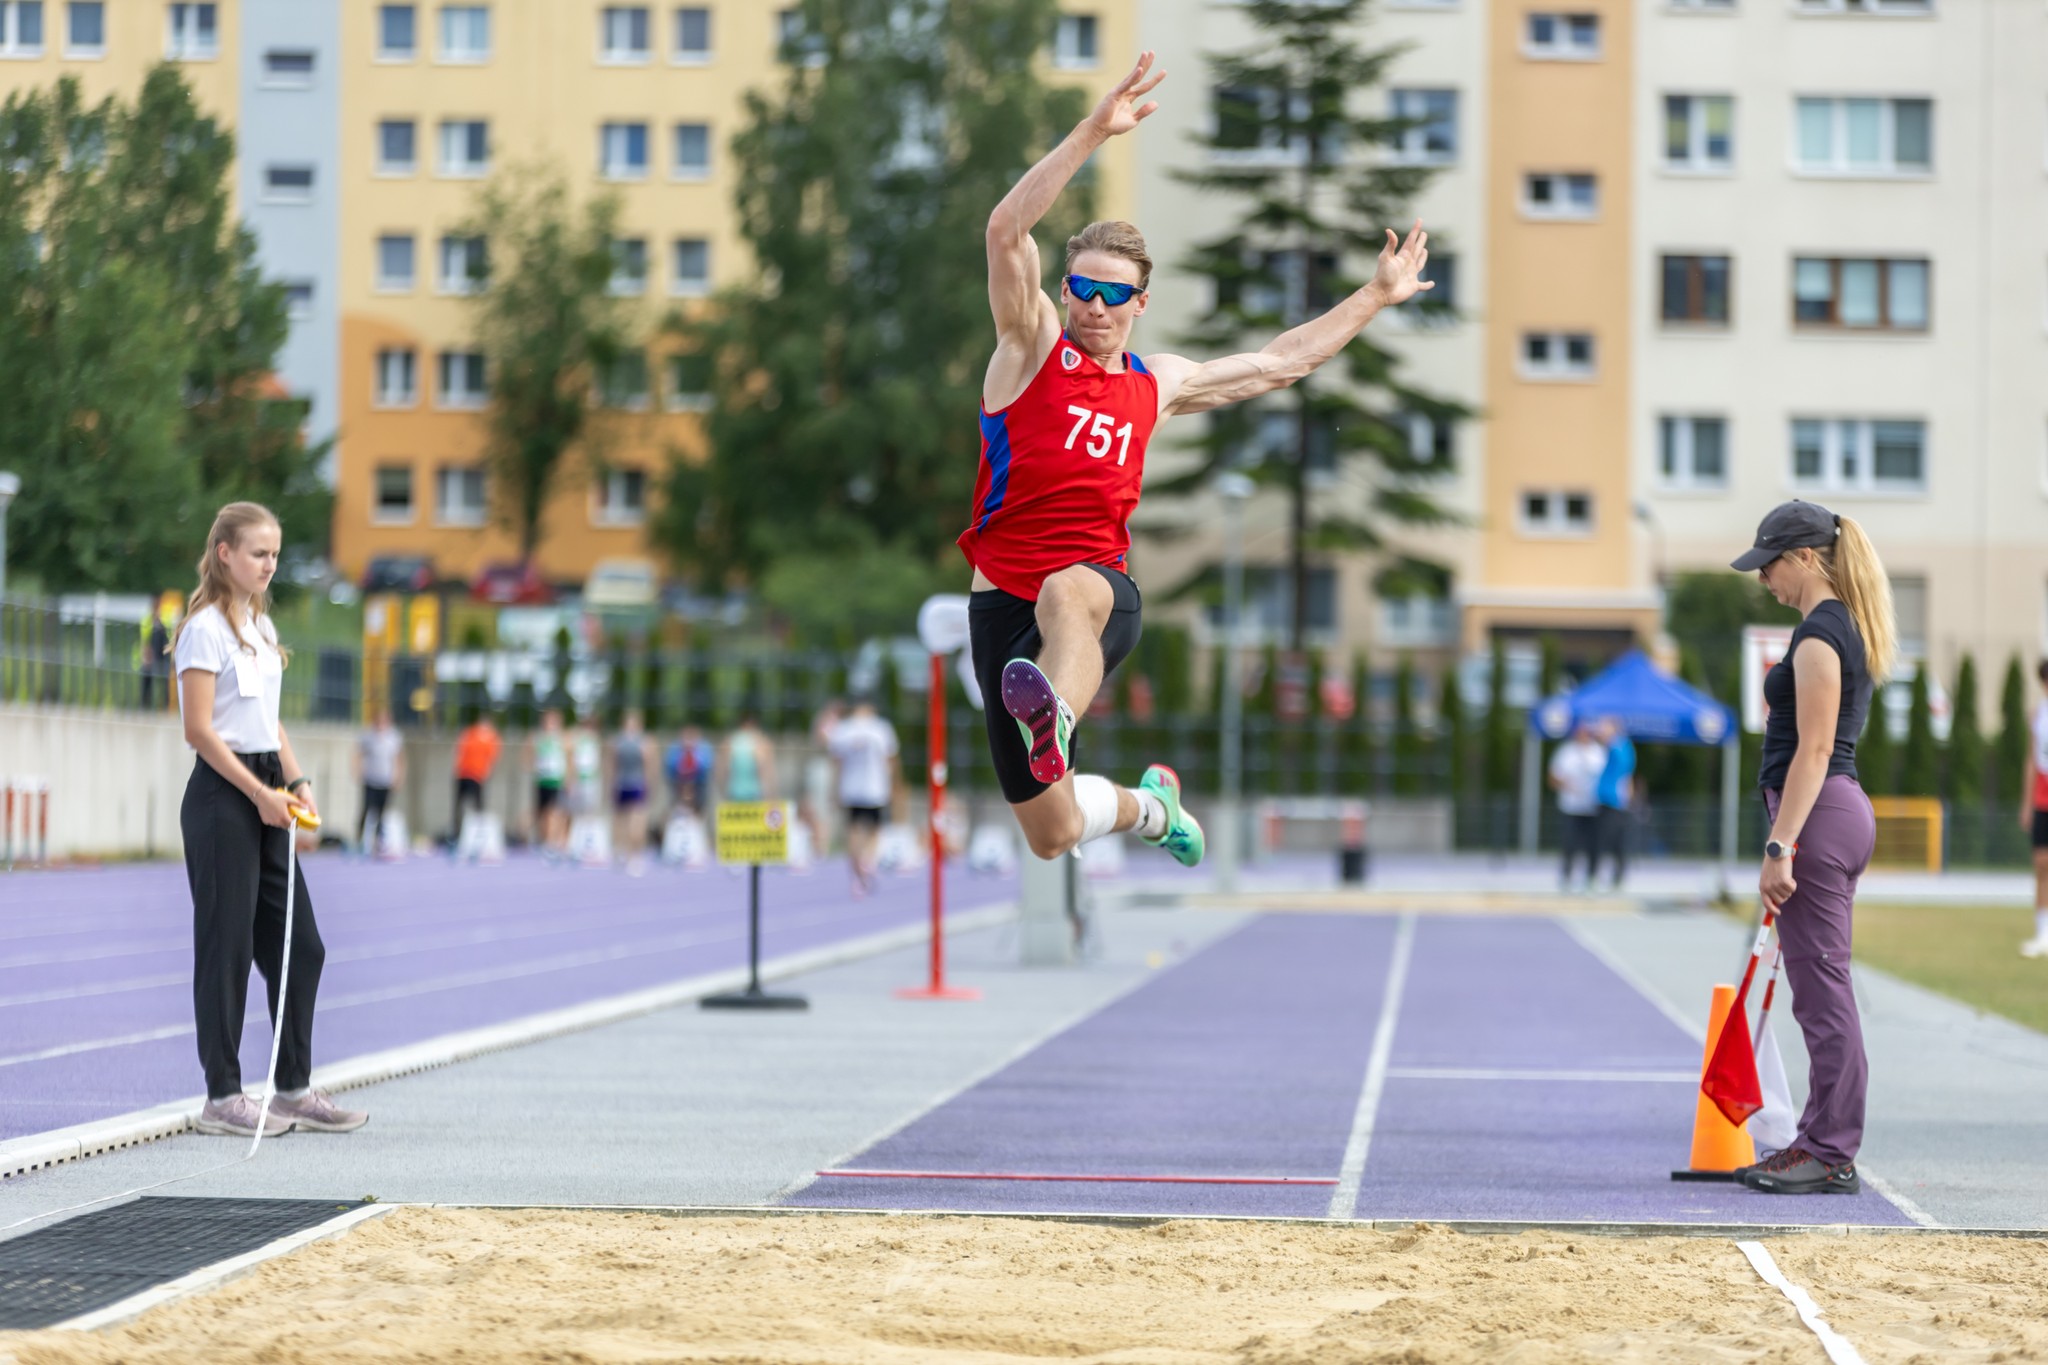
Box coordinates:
[1789,418,1927,495]
[261,163,316,205]
[1521,171,1598,220]
[435,350,488,410]
[282,280,316,321]
[1664,93,1734,172]
[1794,0,1934,14]
[374,233,417,293]
[600,121,650,181]
[63,2,103,57]
[375,119,417,176]
[1388,87,1459,166]
[261,48,317,88]
[435,465,488,528]
[671,121,711,181]
[1791,255,1930,332]
[598,5,650,64]
[376,3,417,60]
[665,354,712,412]
[1657,414,1730,492]
[671,5,711,64]
[1792,95,1933,176]
[372,464,415,525]
[165,2,217,60]
[438,234,487,295]
[1052,13,1098,69]
[594,467,648,526]
[436,4,490,63]
[609,237,648,297]
[1666,0,1735,9]
[437,118,489,178]
[0,1,44,58]
[1518,489,1597,538]
[1378,593,1456,648]
[670,237,710,297]
[1518,331,1596,380]
[1523,11,1600,59]
[374,347,419,409]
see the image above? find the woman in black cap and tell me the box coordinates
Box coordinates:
[1729,499,1896,1194]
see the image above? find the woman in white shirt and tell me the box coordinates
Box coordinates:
[174,502,366,1138]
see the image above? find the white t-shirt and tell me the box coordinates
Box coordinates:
[2032,699,2048,810]
[1548,738,1606,817]
[173,603,284,753]
[826,714,899,809]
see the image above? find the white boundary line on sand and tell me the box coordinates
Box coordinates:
[52,1204,395,1334]
[1327,911,1416,1220]
[1737,1240,1871,1365]
[0,905,1016,1186]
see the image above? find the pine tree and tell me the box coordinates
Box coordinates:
[1483,639,1515,795]
[1946,654,1984,809]
[1343,651,1374,795]
[1392,653,1421,796]
[1899,662,1938,797]
[1859,686,1897,797]
[1993,654,2028,809]
[1440,663,1468,801]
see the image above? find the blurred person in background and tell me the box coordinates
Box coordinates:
[353,707,403,858]
[1593,718,1635,890]
[822,695,901,894]
[530,708,569,861]
[451,711,502,855]
[665,723,715,816]
[718,711,775,805]
[1548,720,1606,891]
[611,710,657,876]
[2021,659,2048,958]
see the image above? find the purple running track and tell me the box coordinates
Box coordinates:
[0,854,1016,1143]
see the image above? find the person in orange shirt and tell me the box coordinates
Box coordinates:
[452,712,503,849]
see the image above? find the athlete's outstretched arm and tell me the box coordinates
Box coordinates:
[1150,224,1432,418]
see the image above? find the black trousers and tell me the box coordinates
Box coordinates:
[1559,813,1600,884]
[357,784,391,847]
[1597,805,1631,885]
[181,753,326,1100]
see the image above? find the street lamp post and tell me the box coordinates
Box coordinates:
[1214,472,1255,892]
[0,471,19,603]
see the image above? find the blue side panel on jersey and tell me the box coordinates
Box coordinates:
[1127,352,1149,375]
[976,410,1012,533]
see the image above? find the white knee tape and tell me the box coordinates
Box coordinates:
[1072,774,1120,846]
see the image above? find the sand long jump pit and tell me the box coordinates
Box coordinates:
[4,1206,2046,1364]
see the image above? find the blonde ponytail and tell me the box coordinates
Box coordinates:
[1817,514,1896,683]
[173,501,291,669]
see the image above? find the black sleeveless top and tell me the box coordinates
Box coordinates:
[1757,599,1871,791]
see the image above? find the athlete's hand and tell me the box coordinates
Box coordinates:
[1366,222,1432,309]
[1759,857,1798,915]
[256,787,299,829]
[1086,51,1165,140]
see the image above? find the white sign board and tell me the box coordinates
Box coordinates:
[1741,626,1796,735]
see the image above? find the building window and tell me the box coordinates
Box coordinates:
[1793,256,1928,331]
[63,1,100,55]
[373,465,414,523]
[666,353,712,411]
[0,1,43,56]
[1795,96,1931,174]
[1052,13,1098,68]
[671,237,710,296]
[1659,415,1728,489]
[1388,88,1458,164]
[1519,490,1595,536]
[1400,411,1455,473]
[165,2,216,59]
[374,348,418,407]
[376,233,416,291]
[609,237,648,296]
[262,48,316,86]
[598,353,651,412]
[599,5,649,62]
[1522,172,1597,219]
[376,119,417,174]
[377,3,416,59]
[1668,0,1735,8]
[1791,418,1926,493]
[673,5,710,62]
[438,119,489,177]
[672,122,710,179]
[437,4,489,62]
[596,467,648,525]
[1524,12,1599,57]
[1796,0,1932,13]
[438,234,487,294]
[600,121,649,180]
[1665,94,1733,171]
[1203,567,1337,641]
[1380,593,1455,648]
[1519,331,1595,379]
[436,350,487,409]
[1661,254,1730,325]
[1410,250,1457,324]
[777,7,824,66]
[436,466,487,527]
[262,164,316,203]
[283,281,315,320]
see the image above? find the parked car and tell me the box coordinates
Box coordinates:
[584,557,658,609]
[471,560,555,606]
[361,554,435,594]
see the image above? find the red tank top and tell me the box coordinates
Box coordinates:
[957,333,1159,600]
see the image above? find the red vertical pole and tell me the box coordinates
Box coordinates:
[927,651,945,991]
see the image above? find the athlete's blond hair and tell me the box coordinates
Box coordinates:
[1065,221,1153,291]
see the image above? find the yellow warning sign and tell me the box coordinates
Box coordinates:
[715,801,791,867]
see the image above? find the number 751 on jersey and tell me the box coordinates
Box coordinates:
[1064,405,1134,466]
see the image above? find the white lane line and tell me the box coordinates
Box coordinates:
[1856,1167,1939,1229]
[1385,1067,1696,1083]
[1736,1240,1870,1365]
[1327,911,1417,1220]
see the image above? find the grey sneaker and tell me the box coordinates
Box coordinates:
[269,1088,369,1133]
[195,1093,293,1138]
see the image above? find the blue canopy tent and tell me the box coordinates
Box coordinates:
[1520,650,1742,873]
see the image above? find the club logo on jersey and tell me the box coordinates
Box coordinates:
[1060,347,1081,372]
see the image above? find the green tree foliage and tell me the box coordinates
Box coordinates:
[757,544,936,648]
[1391,653,1420,796]
[0,70,326,590]
[1440,663,1468,799]
[1484,639,1515,795]
[460,168,631,561]
[1341,651,1373,794]
[1150,624,1193,717]
[1993,655,2028,808]
[1946,655,1983,809]
[1898,661,1937,797]
[1859,689,1896,797]
[658,0,1087,588]
[1662,572,1800,705]
[1154,0,1468,648]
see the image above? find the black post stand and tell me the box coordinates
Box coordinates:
[702,864,809,1010]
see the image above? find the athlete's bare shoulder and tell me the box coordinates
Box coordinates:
[982,302,1063,412]
[1139,352,1200,418]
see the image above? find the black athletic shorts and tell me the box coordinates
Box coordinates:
[969,562,1142,806]
[2033,809,2048,850]
[845,805,885,830]
[535,783,562,813]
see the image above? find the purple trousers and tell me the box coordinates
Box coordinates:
[1764,774,1876,1166]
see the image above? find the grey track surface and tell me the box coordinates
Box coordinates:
[0,908,1248,1229]
[1572,911,2048,1231]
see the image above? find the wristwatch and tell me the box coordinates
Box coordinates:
[1765,839,1797,860]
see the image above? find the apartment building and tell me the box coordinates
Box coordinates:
[1130,0,2048,706]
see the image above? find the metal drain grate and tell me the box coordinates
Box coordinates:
[0,1195,367,1330]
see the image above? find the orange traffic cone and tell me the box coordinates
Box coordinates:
[1670,983,1757,1182]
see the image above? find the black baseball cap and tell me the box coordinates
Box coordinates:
[1730,500,1839,572]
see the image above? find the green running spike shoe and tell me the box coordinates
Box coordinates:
[1139,764,1204,868]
